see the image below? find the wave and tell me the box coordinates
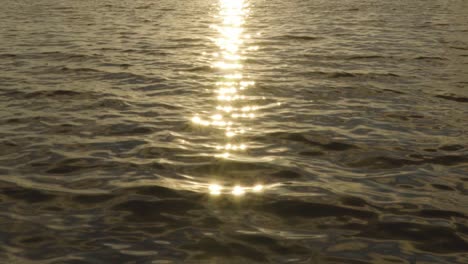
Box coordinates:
[436,94,468,103]
[348,154,468,169]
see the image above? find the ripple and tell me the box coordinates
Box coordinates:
[359,222,468,253]
[436,94,468,103]
[111,199,202,223]
[0,0,467,262]
[273,35,322,41]
[262,200,377,220]
[348,154,468,169]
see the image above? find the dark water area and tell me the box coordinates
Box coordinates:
[1,0,468,263]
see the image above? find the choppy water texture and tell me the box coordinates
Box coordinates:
[1,0,468,263]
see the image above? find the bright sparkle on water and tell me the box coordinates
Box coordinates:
[232,185,246,196]
[191,0,272,196]
[209,184,223,195]
[252,184,264,192]
[208,183,266,196]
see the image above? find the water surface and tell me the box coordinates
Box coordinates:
[1,0,468,263]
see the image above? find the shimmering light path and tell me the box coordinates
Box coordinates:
[192,0,266,196]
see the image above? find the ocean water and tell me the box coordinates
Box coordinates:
[0,0,467,263]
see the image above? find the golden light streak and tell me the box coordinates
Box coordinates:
[209,184,223,195]
[232,185,245,196]
[207,183,267,196]
[252,184,264,192]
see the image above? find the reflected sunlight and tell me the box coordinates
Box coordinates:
[208,183,266,196]
[252,184,264,192]
[191,0,268,196]
[232,185,246,196]
[209,184,223,195]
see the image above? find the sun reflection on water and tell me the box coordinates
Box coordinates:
[208,184,223,195]
[192,0,254,156]
[208,183,265,197]
[191,0,267,196]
